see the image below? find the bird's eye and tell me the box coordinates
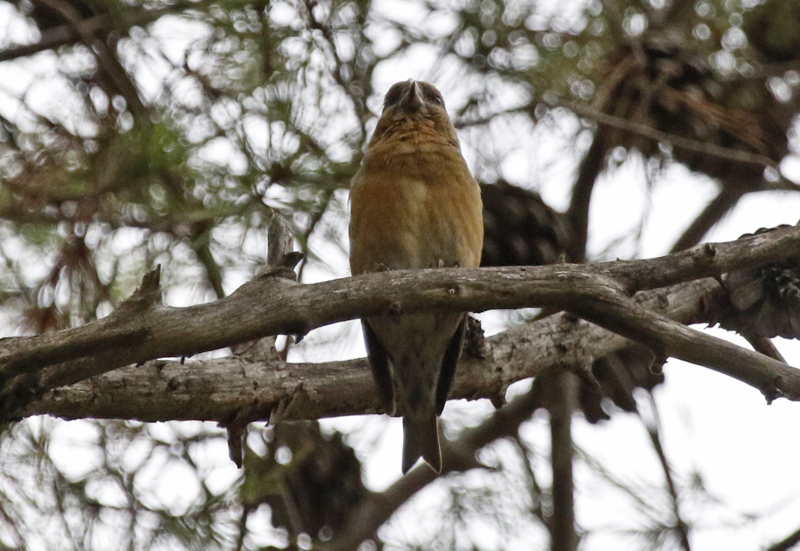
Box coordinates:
[420,84,444,105]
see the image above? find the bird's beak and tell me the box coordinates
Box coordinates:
[398,79,424,111]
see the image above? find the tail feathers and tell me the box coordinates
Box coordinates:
[402,415,441,474]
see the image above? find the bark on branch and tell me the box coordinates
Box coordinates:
[3,224,800,420]
[25,278,721,422]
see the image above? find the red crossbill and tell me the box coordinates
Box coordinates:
[349,79,484,474]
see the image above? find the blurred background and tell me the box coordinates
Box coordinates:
[1,0,800,549]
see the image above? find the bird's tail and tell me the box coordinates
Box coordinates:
[402,415,441,474]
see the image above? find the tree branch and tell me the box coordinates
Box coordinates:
[3,224,800,419]
[12,276,785,424]
[0,2,199,63]
[766,524,800,551]
[550,371,578,551]
[564,101,780,169]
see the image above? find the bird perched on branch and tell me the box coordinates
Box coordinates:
[349,79,484,474]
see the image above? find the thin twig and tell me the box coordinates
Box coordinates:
[565,100,778,169]
[641,393,692,551]
[765,524,800,551]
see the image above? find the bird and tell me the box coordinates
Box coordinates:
[349,79,484,474]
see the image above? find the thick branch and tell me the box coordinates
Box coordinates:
[3,224,800,418]
[550,372,578,551]
[11,278,768,422]
[569,289,793,402]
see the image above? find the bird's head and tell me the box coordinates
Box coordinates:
[369,79,458,145]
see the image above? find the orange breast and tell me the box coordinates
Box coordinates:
[349,138,483,275]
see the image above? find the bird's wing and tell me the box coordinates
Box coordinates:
[361,319,396,415]
[435,314,467,415]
